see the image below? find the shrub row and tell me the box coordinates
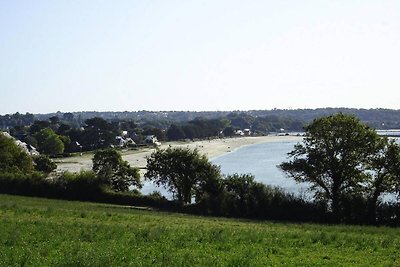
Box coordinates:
[1,171,399,225]
[0,171,177,211]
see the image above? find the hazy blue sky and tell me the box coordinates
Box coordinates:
[1,0,399,114]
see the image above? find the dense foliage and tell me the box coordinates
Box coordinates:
[0,133,33,174]
[280,113,400,223]
[33,155,57,174]
[92,148,141,192]
[34,128,65,155]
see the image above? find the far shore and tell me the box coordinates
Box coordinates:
[56,135,303,174]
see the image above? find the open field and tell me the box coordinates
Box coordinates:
[0,194,399,266]
[56,135,302,174]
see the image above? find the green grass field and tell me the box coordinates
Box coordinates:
[0,194,399,266]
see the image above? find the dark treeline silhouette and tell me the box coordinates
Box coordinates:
[2,108,400,131]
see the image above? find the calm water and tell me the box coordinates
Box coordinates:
[211,140,309,195]
[142,137,400,199]
[141,139,307,197]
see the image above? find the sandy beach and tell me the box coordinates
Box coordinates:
[56,135,303,173]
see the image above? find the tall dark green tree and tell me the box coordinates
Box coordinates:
[34,128,65,155]
[279,113,381,222]
[166,124,186,141]
[29,120,51,135]
[81,117,118,150]
[92,148,141,192]
[366,138,400,223]
[145,147,220,205]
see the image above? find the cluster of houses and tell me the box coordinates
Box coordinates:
[234,129,252,136]
[114,131,161,148]
[234,128,288,137]
[3,127,291,155]
[1,129,162,156]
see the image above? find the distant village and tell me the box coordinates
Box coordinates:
[1,108,400,157]
[1,125,270,157]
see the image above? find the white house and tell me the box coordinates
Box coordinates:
[243,129,251,136]
[144,135,158,144]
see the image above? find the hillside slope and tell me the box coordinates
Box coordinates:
[0,194,399,266]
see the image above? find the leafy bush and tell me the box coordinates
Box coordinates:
[33,155,57,173]
[58,170,104,200]
[0,171,56,197]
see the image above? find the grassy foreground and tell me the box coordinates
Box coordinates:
[0,195,399,267]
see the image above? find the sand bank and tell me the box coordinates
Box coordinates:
[56,135,302,173]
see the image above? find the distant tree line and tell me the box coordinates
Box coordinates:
[1,112,306,154]
[2,108,400,147]
[3,108,399,130]
[3,108,400,155]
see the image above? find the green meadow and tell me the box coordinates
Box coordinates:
[0,194,399,266]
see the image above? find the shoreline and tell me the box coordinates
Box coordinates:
[56,135,303,173]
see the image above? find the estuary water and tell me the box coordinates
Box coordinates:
[211,139,310,195]
[142,136,400,199]
[141,138,308,197]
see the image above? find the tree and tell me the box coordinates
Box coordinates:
[57,123,72,135]
[63,112,74,121]
[34,128,64,155]
[223,173,259,217]
[48,116,59,124]
[182,124,199,140]
[279,113,381,222]
[366,138,400,223]
[81,117,118,150]
[29,120,51,135]
[167,124,186,141]
[223,126,235,137]
[145,147,220,205]
[92,148,141,192]
[0,133,33,174]
[193,161,224,213]
[33,155,57,174]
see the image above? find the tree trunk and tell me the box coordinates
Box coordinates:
[368,190,381,225]
[331,194,340,223]
[331,182,341,223]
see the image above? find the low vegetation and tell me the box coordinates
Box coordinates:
[1,194,399,266]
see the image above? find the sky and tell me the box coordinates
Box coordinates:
[1,0,400,114]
